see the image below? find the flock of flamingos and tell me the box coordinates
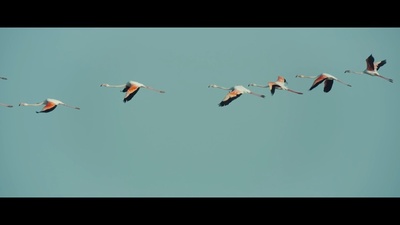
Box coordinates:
[0,54,394,113]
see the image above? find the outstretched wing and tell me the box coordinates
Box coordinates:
[218,89,242,107]
[309,75,326,91]
[375,60,386,71]
[38,101,57,113]
[323,79,334,93]
[123,85,140,103]
[366,54,375,71]
[268,82,279,96]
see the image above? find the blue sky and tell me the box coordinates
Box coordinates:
[0,28,399,197]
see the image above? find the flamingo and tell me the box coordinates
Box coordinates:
[208,84,265,107]
[344,54,393,83]
[295,73,352,93]
[0,103,13,108]
[100,80,165,103]
[19,98,80,113]
[248,76,303,96]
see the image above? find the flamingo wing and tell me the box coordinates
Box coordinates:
[268,82,279,96]
[123,85,140,103]
[38,101,57,113]
[323,79,334,93]
[219,89,242,107]
[277,76,286,83]
[309,75,326,91]
[366,55,375,71]
[375,60,386,71]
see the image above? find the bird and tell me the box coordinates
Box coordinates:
[0,103,13,108]
[19,98,80,113]
[100,80,165,103]
[0,77,7,80]
[344,54,393,83]
[208,84,265,107]
[295,73,352,93]
[248,75,303,96]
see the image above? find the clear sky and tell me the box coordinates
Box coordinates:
[0,28,399,197]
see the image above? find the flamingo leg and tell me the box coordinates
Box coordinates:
[287,89,303,95]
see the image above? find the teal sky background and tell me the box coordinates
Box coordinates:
[0,28,399,197]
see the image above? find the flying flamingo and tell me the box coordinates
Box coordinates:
[19,98,80,113]
[295,73,352,93]
[100,80,165,103]
[344,54,393,83]
[248,75,303,96]
[208,84,265,107]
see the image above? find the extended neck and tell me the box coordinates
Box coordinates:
[296,75,317,79]
[100,84,126,88]
[248,83,268,88]
[209,85,230,90]
[20,102,44,106]
[344,70,364,75]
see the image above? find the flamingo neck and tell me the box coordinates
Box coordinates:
[22,102,43,106]
[102,84,126,88]
[300,75,317,79]
[251,84,268,88]
[214,85,230,90]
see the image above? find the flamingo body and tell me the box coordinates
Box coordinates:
[19,98,80,113]
[100,80,165,103]
[249,75,303,96]
[344,54,393,83]
[208,84,265,107]
[296,73,352,93]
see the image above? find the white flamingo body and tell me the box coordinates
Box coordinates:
[208,84,265,107]
[248,76,303,96]
[19,98,80,113]
[344,54,393,83]
[296,73,351,93]
[100,80,165,103]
